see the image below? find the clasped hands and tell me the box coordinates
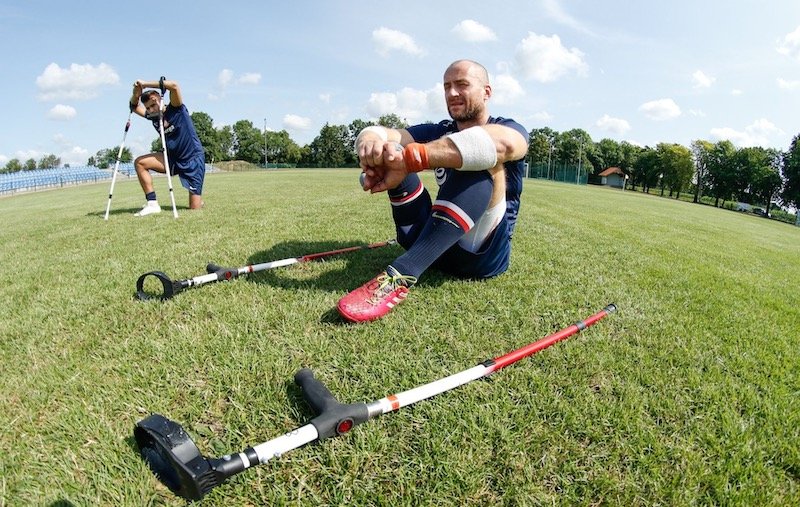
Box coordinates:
[358,140,409,194]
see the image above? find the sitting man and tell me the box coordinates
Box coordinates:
[338,59,529,323]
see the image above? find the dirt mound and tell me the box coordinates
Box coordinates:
[213,160,263,172]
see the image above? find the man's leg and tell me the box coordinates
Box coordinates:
[338,170,494,322]
[390,170,494,278]
[133,153,166,216]
[387,173,431,249]
[189,193,204,209]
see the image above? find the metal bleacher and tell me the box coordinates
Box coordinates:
[1,163,217,195]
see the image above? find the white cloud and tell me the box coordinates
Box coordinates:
[15,149,44,161]
[515,32,588,83]
[210,69,260,99]
[60,145,90,166]
[236,72,261,85]
[541,0,595,36]
[777,25,800,60]
[451,20,497,42]
[365,84,443,122]
[531,111,553,122]
[218,69,234,88]
[777,78,800,90]
[36,62,119,101]
[709,118,784,147]
[283,114,312,131]
[688,109,706,117]
[372,27,424,57]
[638,98,681,121]
[730,89,743,96]
[0,155,8,166]
[692,70,715,88]
[319,93,331,104]
[47,104,77,121]
[491,73,525,105]
[595,114,631,135]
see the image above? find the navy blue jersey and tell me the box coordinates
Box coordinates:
[151,104,205,171]
[406,117,529,236]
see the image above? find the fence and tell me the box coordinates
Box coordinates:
[526,162,588,185]
[0,163,217,195]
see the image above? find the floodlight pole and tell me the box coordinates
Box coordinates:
[264,118,267,169]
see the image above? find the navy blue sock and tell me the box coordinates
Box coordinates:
[388,173,431,249]
[390,170,493,279]
[145,191,157,201]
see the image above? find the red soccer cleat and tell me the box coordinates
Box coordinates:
[337,267,417,323]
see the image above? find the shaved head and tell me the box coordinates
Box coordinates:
[445,60,490,86]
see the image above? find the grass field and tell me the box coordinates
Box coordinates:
[0,169,798,506]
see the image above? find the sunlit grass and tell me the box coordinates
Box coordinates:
[0,170,798,505]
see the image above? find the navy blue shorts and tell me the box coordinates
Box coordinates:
[173,155,205,195]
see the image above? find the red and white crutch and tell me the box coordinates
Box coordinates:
[135,239,397,300]
[134,304,617,500]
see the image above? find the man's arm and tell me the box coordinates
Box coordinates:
[129,82,145,117]
[421,124,528,173]
[360,124,528,193]
[132,79,184,108]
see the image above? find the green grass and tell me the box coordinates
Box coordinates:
[0,169,798,506]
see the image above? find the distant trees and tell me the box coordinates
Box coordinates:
[2,108,799,221]
[0,154,63,173]
[88,147,132,168]
[782,135,800,213]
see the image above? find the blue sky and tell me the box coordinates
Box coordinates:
[2,0,800,167]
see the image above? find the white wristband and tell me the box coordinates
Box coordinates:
[354,125,388,151]
[446,126,498,171]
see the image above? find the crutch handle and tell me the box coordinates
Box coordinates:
[294,369,369,439]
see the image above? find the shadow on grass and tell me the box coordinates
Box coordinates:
[244,239,401,292]
[86,204,190,218]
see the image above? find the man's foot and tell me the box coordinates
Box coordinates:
[134,201,162,217]
[337,266,417,323]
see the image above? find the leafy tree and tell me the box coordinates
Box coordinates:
[748,148,782,215]
[618,141,642,183]
[594,138,624,173]
[150,137,162,153]
[23,158,37,171]
[232,120,264,164]
[190,111,225,164]
[90,147,132,168]
[266,130,303,164]
[705,140,737,207]
[556,129,594,173]
[632,147,659,192]
[2,158,21,173]
[38,154,61,169]
[528,127,558,167]
[782,134,800,212]
[378,114,408,129]
[217,126,234,161]
[308,123,352,168]
[657,143,694,199]
[691,140,714,203]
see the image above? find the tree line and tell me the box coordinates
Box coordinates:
[3,111,799,215]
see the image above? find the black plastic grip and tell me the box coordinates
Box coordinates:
[294,369,369,440]
[295,368,339,415]
[206,263,239,281]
